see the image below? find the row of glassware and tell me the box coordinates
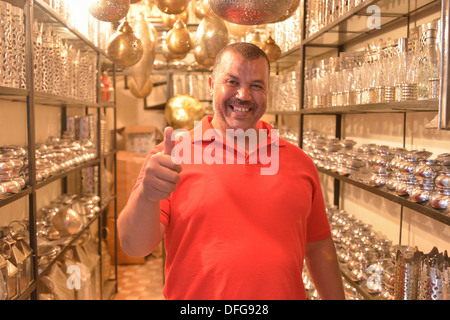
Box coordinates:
[304,20,441,108]
[303,130,450,213]
[267,62,301,112]
[305,0,371,38]
[272,5,302,53]
[0,1,112,103]
[32,22,98,102]
[40,0,114,50]
[172,73,211,101]
[326,206,449,300]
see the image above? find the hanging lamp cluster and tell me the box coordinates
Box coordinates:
[87,0,292,97]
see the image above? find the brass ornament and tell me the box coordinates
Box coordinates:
[162,40,187,61]
[208,0,295,25]
[166,19,193,54]
[88,0,130,22]
[161,11,189,28]
[129,77,154,98]
[261,34,281,62]
[129,13,156,93]
[165,94,204,130]
[193,0,210,19]
[194,45,214,68]
[155,0,189,14]
[107,20,144,67]
[196,13,229,60]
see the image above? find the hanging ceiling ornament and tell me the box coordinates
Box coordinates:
[196,13,229,60]
[155,0,189,14]
[261,34,281,62]
[128,12,156,97]
[161,11,189,28]
[162,38,187,61]
[166,19,193,54]
[88,0,130,22]
[193,0,210,19]
[129,77,154,98]
[107,19,144,67]
[165,94,204,130]
[194,44,214,68]
[208,0,295,25]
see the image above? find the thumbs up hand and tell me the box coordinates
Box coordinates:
[141,126,182,203]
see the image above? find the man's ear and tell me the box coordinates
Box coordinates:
[208,76,214,96]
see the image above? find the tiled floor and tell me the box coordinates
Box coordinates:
[113,254,165,300]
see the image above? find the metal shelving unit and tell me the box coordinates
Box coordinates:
[0,0,117,300]
[269,0,449,300]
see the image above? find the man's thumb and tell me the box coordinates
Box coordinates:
[163,126,175,156]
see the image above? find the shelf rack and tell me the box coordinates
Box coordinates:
[0,0,118,300]
[268,0,449,300]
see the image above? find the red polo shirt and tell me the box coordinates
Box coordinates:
[132,116,331,299]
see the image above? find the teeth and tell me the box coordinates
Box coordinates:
[233,106,250,113]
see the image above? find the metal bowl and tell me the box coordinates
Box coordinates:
[51,206,82,237]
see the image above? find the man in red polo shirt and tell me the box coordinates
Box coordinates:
[117,42,345,300]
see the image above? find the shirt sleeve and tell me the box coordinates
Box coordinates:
[306,163,331,243]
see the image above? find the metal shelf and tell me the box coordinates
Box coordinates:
[0,188,32,209]
[0,0,118,300]
[300,100,439,114]
[0,86,29,97]
[33,0,109,57]
[317,167,450,226]
[302,0,441,56]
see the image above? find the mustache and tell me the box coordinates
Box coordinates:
[228,98,253,107]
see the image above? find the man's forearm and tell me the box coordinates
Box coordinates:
[305,236,346,300]
[117,183,164,257]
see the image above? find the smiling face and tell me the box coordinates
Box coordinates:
[209,50,270,135]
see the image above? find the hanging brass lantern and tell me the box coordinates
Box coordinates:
[165,94,204,130]
[155,0,189,14]
[129,77,154,98]
[166,20,193,54]
[261,34,281,62]
[196,13,229,60]
[193,0,210,19]
[162,39,187,61]
[194,45,214,68]
[161,11,189,28]
[107,20,144,67]
[88,0,130,22]
[128,13,156,97]
[208,0,295,25]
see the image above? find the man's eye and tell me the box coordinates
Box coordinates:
[227,80,238,86]
[252,84,264,90]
